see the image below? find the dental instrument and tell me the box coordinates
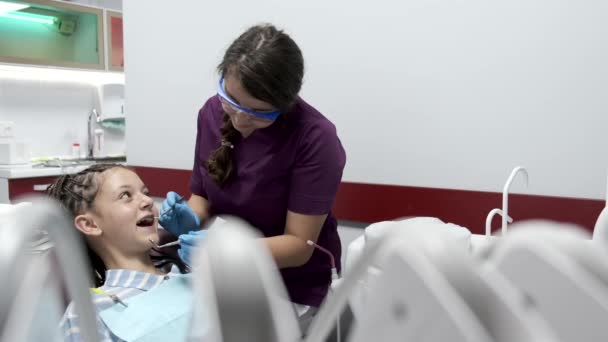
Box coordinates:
[145,206,180,248]
[307,239,343,342]
[90,288,128,307]
[158,205,174,219]
[148,221,180,249]
[146,211,181,248]
[307,240,339,281]
[148,239,180,249]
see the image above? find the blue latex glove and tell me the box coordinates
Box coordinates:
[177,230,208,266]
[159,191,201,237]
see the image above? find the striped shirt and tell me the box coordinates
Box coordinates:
[60,264,184,342]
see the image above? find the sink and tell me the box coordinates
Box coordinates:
[35,155,126,168]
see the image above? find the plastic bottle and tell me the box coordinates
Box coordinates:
[72,143,81,158]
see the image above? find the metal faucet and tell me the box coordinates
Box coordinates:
[501,166,529,235]
[87,109,101,159]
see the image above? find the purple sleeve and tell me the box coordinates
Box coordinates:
[189,106,208,199]
[288,122,346,215]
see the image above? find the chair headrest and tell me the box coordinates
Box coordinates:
[364,217,472,253]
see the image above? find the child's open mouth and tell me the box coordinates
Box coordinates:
[136,215,156,231]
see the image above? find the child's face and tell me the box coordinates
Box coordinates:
[91,168,159,253]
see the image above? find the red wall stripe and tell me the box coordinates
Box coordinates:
[9,176,63,200]
[131,166,605,235]
[332,182,604,234]
[131,166,192,199]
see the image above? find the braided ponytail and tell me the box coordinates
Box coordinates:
[204,114,240,186]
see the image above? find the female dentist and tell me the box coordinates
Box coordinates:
[160,23,346,330]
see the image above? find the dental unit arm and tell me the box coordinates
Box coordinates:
[190,216,301,342]
[0,197,99,342]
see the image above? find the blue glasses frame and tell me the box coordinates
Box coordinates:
[217,76,282,121]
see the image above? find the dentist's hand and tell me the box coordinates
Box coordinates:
[178,230,208,266]
[159,191,201,237]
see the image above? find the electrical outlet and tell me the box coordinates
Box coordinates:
[0,121,14,138]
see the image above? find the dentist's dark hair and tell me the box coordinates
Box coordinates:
[205,23,304,187]
[46,163,187,287]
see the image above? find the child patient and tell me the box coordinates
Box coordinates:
[48,163,200,342]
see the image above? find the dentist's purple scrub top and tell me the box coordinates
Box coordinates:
[190,95,346,307]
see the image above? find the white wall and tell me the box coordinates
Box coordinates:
[0,78,93,157]
[124,0,608,200]
[0,69,126,159]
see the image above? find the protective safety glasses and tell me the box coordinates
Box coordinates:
[217,76,282,121]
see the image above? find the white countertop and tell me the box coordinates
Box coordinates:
[0,165,90,179]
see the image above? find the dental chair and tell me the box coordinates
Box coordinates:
[307,222,558,342]
[0,197,99,342]
[189,216,301,342]
[342,218,473,318]
[344,217,471,275]
[488,221,608,342]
